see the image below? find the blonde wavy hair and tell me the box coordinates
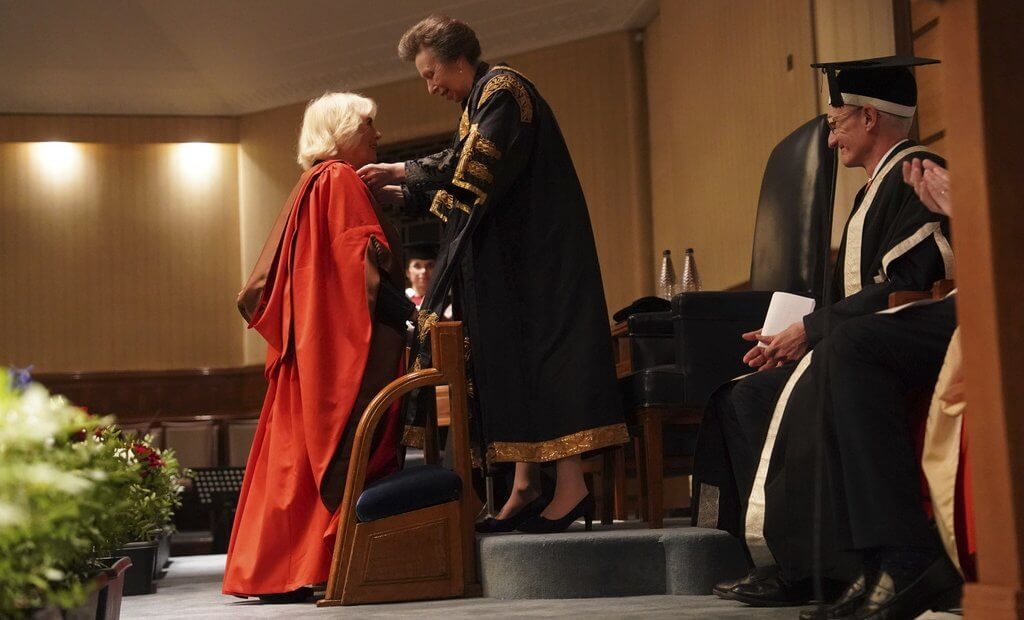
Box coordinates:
[296,92,377,170]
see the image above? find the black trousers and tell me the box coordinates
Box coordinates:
[825,297,957,551]
[692,364,794,538]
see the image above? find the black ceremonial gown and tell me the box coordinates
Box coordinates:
[692,141,953,581]
[400,62,629,464]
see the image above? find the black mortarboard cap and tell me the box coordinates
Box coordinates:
[811,55,939,117]
[404,241,439,261]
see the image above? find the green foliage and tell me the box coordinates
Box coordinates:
[0,375,188,616]
[99,429,190,543]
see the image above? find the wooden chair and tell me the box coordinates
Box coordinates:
[612,116,838,528]
[611,319,704,528]
[889,278,956,306]
[162,419,218,468]
[226,418,259,468]
[318,322,478,607]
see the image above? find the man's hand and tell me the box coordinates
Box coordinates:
[902,158,952,218]
[371,185,405,207]
[357,162,405,190]
[742,330,776,371]
[756,321,808,367]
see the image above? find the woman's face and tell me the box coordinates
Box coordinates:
[343,116,381,169]
[406,258,435,295]
[414,47,475,103]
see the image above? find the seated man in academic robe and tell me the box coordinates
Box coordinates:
[691,57,955,613]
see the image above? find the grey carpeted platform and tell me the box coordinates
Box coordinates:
[120,554,962,619]
[479,520,748,598]
[119,554,803,619]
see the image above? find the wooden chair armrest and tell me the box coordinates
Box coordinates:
[931,279,956,299]
[889,279,957,308]
[888,290,931,308]
[611,321,631,377]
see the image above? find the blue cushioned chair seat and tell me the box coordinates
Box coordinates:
[619,365,686,410]
[355,465,461,523]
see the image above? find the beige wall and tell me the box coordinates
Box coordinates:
[2,9,899,372]
[645,0,819,290]
[238,31,652,364]
[0,116,242,371]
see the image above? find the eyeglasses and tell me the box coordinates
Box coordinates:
[827,107,862,133]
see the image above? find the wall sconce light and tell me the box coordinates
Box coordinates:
[31,142,82,181]
[175,142,218,183]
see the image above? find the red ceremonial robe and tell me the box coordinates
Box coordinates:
[222,160,403,597]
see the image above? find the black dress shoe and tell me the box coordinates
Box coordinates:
[516,493,595,533]
[475,495,548,534]
[799,573,872,620]
[852,555,962,619]
[713,565,777,600]
[258,586,312,604]
[727,573,813,607]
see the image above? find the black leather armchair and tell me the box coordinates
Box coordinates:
[618,115,837,527]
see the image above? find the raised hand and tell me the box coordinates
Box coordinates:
[902,158,952,218]
[357,162,405,190]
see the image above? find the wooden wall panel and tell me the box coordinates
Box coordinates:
[238,32,653,363]
[911,0,946,146]
[813,0,896,245]
[645,0,818,290]
[940,2,1024,616]
[0,141,242,372]
[0,114,238,144]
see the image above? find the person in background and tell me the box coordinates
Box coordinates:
[403,241,437,309]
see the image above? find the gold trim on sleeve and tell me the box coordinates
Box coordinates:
[465,160,494,184]
[474,134,502,160]
[459,108,470,140]
[401,425,425,448]
[478,73,533,123]
[417,310,440,343]
[451,124,503,208]
[485,423,630,463]
[429,190,452,222]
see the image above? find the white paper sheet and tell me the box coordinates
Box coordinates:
[759,292,816,347]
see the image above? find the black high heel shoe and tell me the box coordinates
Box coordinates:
[475,495,549,534]
[516,493,595,534]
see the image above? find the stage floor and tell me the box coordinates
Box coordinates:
[120,554,962,619]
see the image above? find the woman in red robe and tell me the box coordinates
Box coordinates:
[223,93,412,602]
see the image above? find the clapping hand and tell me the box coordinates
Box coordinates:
[902,158,952,218]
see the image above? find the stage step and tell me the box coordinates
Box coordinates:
[477,519,747,599]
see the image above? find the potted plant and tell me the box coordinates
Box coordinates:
[0,370,136,618]
[101,431,188,595]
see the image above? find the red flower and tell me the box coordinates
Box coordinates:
[130,442,165,478]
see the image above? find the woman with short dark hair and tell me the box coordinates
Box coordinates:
[359,16,628,534]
